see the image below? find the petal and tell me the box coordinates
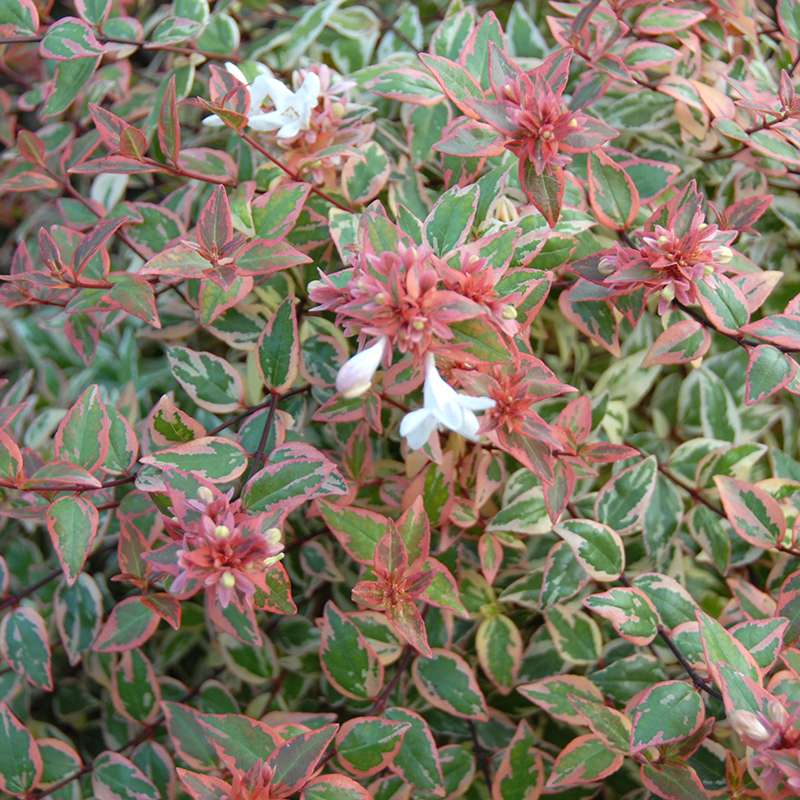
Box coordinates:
[336,337,388,397]
[423,357,463,430]
[248,73,274,110]
[261,76,294,110]
[277,119,302,139]
[298,71,321,105]
[455,409,481,441]
[456,393,496,411]
[400,408,437,449]
[247,112,284,131]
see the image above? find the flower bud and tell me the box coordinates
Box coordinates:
[489,196,519,224]
[729,710,771,744]
[660,284,675,304]
[704,263,716,277]
[714,246,733,263]
[264,527,282,545]
[412,319,426,331]
[501,304,518,320]
[214,525,230,539]
[331,102,346,118]
[657,234,670,245]
[541,129,554,140]
[335,336,388,399]
[263,553,285,567]
[698,222,708,230]
[598,257,616,276]
[768,699,789,728]
[569,117,579,128]
[197,486,214,504]
[221,571,236,589]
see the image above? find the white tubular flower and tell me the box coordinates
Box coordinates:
[400,354,495,449]
[202,62,276,128]
[248,72,321,139]
[336,336,388,399]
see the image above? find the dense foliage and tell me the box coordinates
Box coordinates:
[2,0,800,798]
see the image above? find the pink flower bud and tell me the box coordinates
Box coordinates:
[729,710,771,744]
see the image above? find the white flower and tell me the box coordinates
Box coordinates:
[336,336,387,399]
[399,354,495,449]
[248,72,321,140]
[202,62,273,129]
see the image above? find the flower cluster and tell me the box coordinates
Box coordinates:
[145,485,284,616]
[598,182,738,312]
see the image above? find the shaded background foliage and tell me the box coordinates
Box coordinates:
[1,0,800,799]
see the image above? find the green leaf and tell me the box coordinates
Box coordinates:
[544,605,602,665]
[318,502,387,564]
[745,345,795,405]
[0,607,52,690]
[587,152,639,230]
[319,603,383,701]
[0,704,42,795]
[384,707,444,794]
[412,649,489,720]
[546,734,623,788]
[585,587,659,646]
[257,298,299,393]
[476,614,522,693]
[46,495,99,586]
[424,183,479,255]
[92,752,159,800]
[142,436,248,483]
[595,456,658,533]
[335,717,409,777]
[167,346,243,413]
[43,56,98,117]
[629,681,705,753]
[555,518,625,581]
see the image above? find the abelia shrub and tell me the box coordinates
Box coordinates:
[2,1,800,799]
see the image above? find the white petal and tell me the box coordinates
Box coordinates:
[457,394,496,411]
[423,355,463,430]
[262,76,294,110]
[247,112,284,132]
[277,119,302,139]
[455,409,481,441]
[400,409,438,449]
[248,73,274,111]
[336,337,387,397]
[298,72,321,106]
[202,114,225,127]
[225,62,247,85]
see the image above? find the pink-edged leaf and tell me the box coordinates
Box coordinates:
[0,704,42,796]
[384,707,445,796]
[643,320,711,367]
[93,596,160,653]
[695,272,750,334]
[587,151,639,230]
[54,385,110,472]
[141,436,248,483]
[412,649,489,721]
[158,75,181,165]
[177,769,230,800]
[197,185,233,254]
[36,737,82,790]
[594,455,658,534]
[178,148,237,184]
[251,180,312,239]
[740,313,800,351]
[745,344,796,404]
[242,447,344,515]
[111,649,162,724]
[491,720,544,800]
[435,117,505,157]
[555,518,625,581]
[730,617,789,672]
[715,475,785,549]
[0,430,23,484]
[585,587,659,646]
[559,279,621,356]
[140,244,211,278]
[640,762,709,800]
[335,717,410,778]
[418,53,485,118]
[46,494,99,586]
[636,6,706,34]
[92,751,159,800]
[108,274,161,328]
[40,16,102,60]
[0,607,53,691]
[166,346,243,413]
[519,162,564,228]
[546,734,623,789]
[318,502,388,565]
[73,218,126,277]
[257,297,299,393]
[627,681,705,753]
[476,613,522,693]
[696,609,761,686]
[319,602,383,701]
[0,0,39,36]
[268,725,338,795]
[517,674,604,725]
[301,774,372,800]
[386,598,431,657]
[147,394,206,447]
